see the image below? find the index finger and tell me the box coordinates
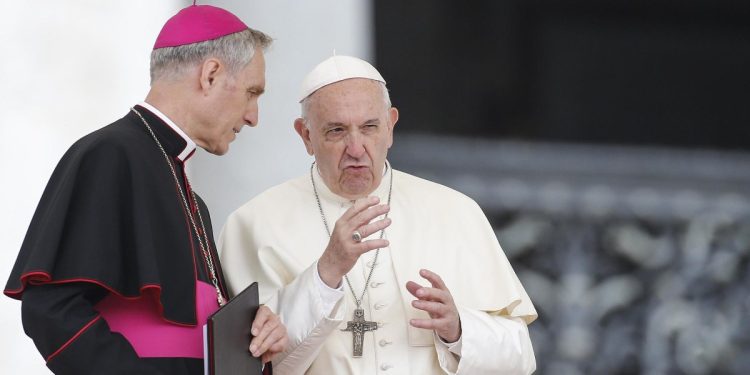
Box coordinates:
[251,305,272,336]
[420,269,448,291]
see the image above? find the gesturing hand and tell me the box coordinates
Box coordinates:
[249,305,288,364]
[317,196,391,288]
[406,269,462,343]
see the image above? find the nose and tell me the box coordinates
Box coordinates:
[344,132,365,158]
[244,102,259,128]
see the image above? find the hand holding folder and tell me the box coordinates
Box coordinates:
[206,282,263,375]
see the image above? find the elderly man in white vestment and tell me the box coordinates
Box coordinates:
[219,55,538,374]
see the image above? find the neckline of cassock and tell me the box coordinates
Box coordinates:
[132,103,196,163]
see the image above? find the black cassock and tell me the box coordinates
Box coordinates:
[4,105,230,374]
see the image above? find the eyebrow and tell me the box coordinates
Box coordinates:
[247,86,265,95]
[324,118,381,128]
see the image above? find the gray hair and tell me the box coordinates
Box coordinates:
[150,27,272,84]
[301,80,391,126]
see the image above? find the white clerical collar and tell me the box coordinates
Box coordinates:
[312,161,392,205]
[138,101,196,162]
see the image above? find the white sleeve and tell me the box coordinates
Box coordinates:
[271,261,346,375]
[313,261,345,313]
[433,305,536,375]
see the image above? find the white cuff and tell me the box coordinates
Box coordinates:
[434,320,462,374]
[314,260,345,317]
[436,331,463,357]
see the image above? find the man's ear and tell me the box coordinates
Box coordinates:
[199,58,222,93]
[294,118,315,155]
[386,107,399,149]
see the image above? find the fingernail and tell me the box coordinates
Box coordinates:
[252,329,258,336]
[250,345,257,353]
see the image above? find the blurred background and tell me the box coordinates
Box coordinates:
[380,1,750,374]
[2,0,749,374]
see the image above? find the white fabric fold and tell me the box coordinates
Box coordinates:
[218,164,537,374]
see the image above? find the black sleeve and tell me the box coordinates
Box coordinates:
[21,283,164,375]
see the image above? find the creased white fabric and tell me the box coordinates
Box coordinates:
[219,164,537,374]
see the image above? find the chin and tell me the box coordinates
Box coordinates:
[207,144,230,156]
[217,145,231,155]
[341,179,374,197]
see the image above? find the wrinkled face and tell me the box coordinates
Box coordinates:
[295,78,398,199]
[198,50,266,155]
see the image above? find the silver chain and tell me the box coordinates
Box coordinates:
[130,107,226,306]
[310,162,393,308]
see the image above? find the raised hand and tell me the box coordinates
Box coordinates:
[317,196,391,288]
[406,269,462,343]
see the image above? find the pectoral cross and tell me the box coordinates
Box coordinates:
[341,307,378,357]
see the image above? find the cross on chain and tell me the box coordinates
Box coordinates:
[341,307,378,357]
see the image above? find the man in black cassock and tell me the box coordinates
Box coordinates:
[3,5,287,374]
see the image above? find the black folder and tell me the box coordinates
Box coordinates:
[206,282,262,375]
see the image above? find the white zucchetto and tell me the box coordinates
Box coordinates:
[299,55,386,102]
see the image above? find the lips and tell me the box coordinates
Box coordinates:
[344,165,368,172]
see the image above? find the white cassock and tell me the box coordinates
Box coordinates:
[219,162,538,374]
